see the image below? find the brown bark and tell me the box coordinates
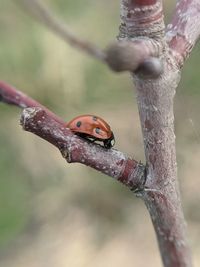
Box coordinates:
[20,107,146,191]
[119,0,193,266]
[0,81,146,191]
[2,0,200,266]
[167,0,200,67]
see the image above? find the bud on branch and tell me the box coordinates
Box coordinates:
[105,41,163,78]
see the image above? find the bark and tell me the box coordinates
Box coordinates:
[119,0,193,266]
[166,0,200,67]
[20,107,146,191]
[0,81,146,191]
[20,0,163,76]
[2,0,200,266]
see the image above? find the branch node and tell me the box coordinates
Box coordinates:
[105,41,142,72]
[130,162,147,192]
[105,41,163,78]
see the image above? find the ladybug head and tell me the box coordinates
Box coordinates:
[103,131,115,149]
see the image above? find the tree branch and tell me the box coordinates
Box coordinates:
[0,80,64,124]
[105,40,163,77]
[18,0,163,77]
[2,1,197,266]
[0,81,146,191]
[166,0,200,67]
[119,0,165,41]
[120,1,193,267]
[113,0,165,77]
[21,107,146,191]
[19,0,105,61]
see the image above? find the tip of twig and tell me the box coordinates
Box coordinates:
[20,107,42,129]
[135,57,163,78]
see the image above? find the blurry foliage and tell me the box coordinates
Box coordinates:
[0,1,200,264]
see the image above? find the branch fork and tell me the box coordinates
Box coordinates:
[19,0,164,78]
[19,0,200,78]
[2,0,200,266]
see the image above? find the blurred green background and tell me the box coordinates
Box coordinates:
[0,1,200,266]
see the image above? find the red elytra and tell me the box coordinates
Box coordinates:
[66,115,115,149]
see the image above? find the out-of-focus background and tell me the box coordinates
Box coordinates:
[0,1,200,266]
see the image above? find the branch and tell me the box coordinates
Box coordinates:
[18,0,163,77]
[166,0,200,67]
[0,80,146,191]
[21,107,146,191]
[19,0,105,61]
[0,81,64,124]
[119,1,193,267]
[110,0,165,77]
[119,0,165,41]
[105,40,163,77]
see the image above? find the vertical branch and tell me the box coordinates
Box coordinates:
[2,0,196,265]
[166,0,200,67]
[120,1,192,267]
[119,0,165,41]
[135,69,193,266]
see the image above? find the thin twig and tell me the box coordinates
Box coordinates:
[18,0,163,76]
[19,0,106,61]
[0,80,64,124]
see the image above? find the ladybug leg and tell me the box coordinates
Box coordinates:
[75,132,105,148]
[75,133,94,144]
[103,139,112,149]
[104,133,115,149]
[89,138,97,143]
[87,137,103,146]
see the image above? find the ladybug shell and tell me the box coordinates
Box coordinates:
[66,115,113,140]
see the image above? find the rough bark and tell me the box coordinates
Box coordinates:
[166,0,200,67]
[2,0,200,266]
[0,81,146,191]
[20,107,146,191]
[119,0,193,266]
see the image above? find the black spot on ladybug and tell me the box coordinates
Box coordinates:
[93,116,97,121]
[95,127,100,134]
[76,121,82,127]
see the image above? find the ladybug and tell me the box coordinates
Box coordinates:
[66,115,115,149]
